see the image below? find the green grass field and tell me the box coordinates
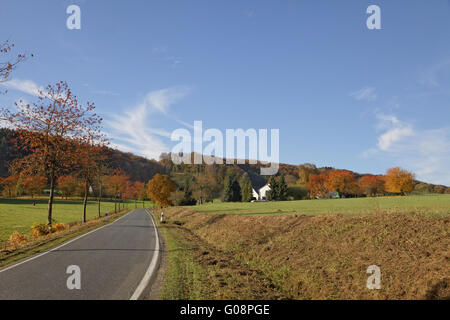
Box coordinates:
[188,194,450,217]
[0,198,151,242]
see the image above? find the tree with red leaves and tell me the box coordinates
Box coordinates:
[0,40,31,82]
[106,169,130,213]
[76,131,108,222]
[358,175,385,197]
[22,175,47,198]
[306,173,329,198]
[325,169,360,197]
[0,176,18,198]
[1,81,103,225]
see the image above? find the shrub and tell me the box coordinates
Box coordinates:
[8,231,28,247]
[53,223,70,232]
[31,223,51,238]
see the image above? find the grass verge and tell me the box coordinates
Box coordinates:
[150,208,286,300]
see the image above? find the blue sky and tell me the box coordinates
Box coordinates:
[1,0,450,185]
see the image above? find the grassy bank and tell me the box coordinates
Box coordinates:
[187,194,450,217]
[0,198,151,242]
[151,209,286,300]
[161,207,449,299]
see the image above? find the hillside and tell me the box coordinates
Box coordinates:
[1,128,447,194]
[0,128,165,182]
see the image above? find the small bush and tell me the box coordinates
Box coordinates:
[31,223,51,238]
[53,223,70,232]
[8,231,28,247]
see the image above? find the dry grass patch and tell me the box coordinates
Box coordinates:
[164,208,449,300]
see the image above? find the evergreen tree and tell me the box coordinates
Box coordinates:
[266,176,277,201]
[222,174,234,202]
[240,173,253,202]
[231,179,242,202]
[277,175,288,201]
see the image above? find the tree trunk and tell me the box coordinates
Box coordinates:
[97,182,102,218]
[114,198,117,213]
[82,178,88,223]
[47,174,55,226]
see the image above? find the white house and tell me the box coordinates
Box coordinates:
[252,188,260,200]
[258,184,271,200]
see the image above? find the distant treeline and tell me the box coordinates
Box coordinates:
[1,129,448,204]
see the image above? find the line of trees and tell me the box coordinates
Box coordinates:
[305,167,416,198]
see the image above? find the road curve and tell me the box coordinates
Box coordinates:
[0,209,158,300]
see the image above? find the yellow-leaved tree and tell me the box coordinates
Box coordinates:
[146,174,176,207]
[385,167,415,195]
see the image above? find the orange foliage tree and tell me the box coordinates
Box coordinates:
[1,82,103,225]
[385,167,415,195]
[22,175,47,198]
[325,169,359,197]
[358,175,385,197]
[0,176,18,198]
[306,173,328,198]
[0,40,30,83]
[57,175,77,199]
[133,181,146,208]
[146,174,176,207]
[106,169,130,212]
[297,163,319,185]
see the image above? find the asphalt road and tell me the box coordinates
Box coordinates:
[0,209,158,300]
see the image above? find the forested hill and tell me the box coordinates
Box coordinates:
[0,128,295,184]
[0,128,165,182]
[1,128,447,193]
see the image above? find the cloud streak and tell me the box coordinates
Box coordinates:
[0,79,43,97]
[106,86,191,160]
[350,87,377,102]
[363,114,450,186]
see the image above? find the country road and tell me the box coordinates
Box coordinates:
[0,209,159,300]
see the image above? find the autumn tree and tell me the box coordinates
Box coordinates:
[385,167,415,195]
[1,81,103,225]
[106,169,130,213]
[0,175,18,198]
[57,175,77,199]
[93,164,110,217]
[325,169,359,197]
[146,174,176,207]
[0,40,31,87]
[297,163,318,185]
[134,181,146,208]
[358,175,385,197]
[306,173,328,198]
[123,181,137,208]
[76,133,108,222]
[192,174,215,204]
[22,175,47,198]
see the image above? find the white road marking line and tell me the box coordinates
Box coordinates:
[0,210,135,274]
[130,209,160,300]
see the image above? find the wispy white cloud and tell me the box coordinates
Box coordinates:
[106,86,191,160]
[363,113,450,186]
[418,58,450,88]
[350,87,377,102]
[0,79,43,97]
